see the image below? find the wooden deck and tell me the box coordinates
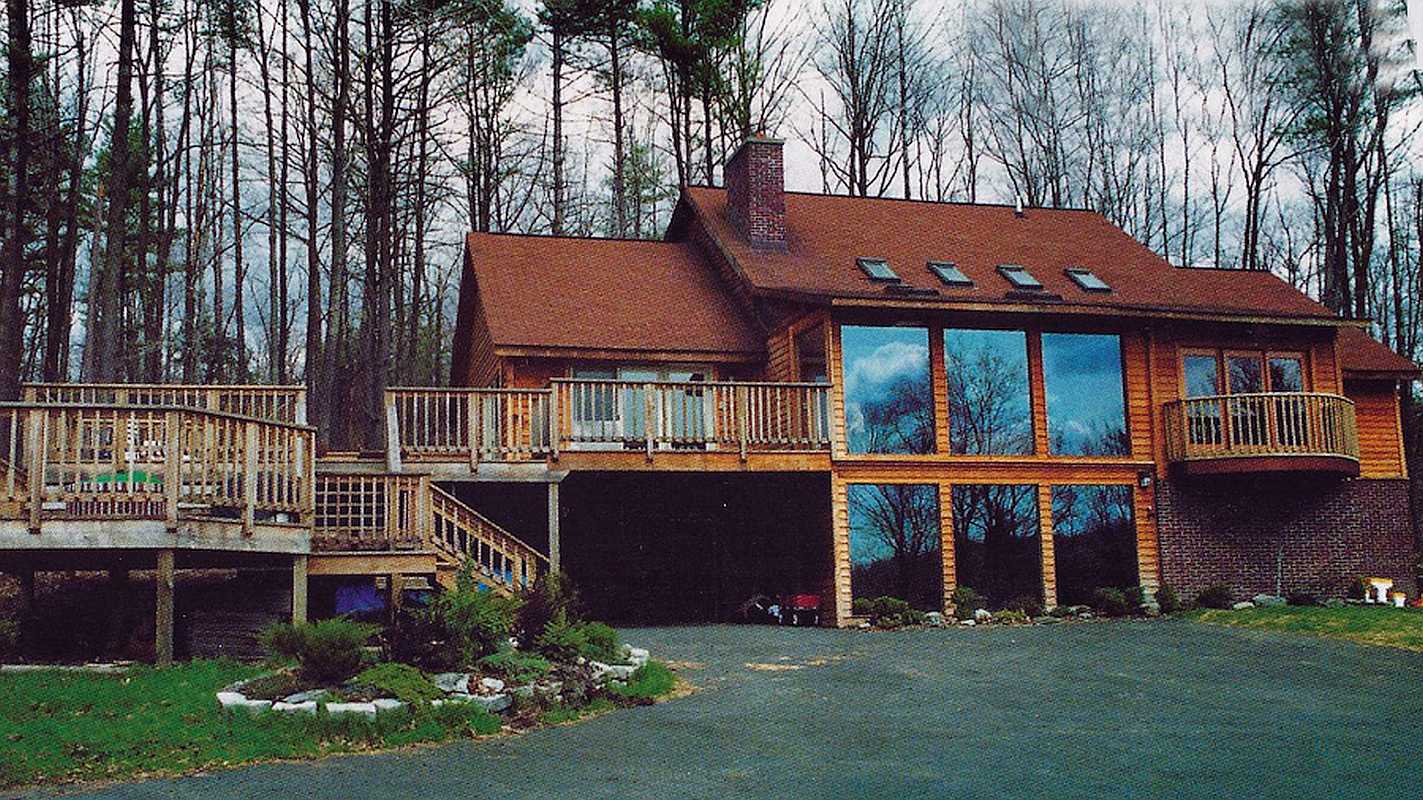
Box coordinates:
[1163,392,1360,476]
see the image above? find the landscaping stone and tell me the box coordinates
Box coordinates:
[271,701,318,715]
[372,699,405,714]
[924,612,945,627]
[217,692,272,716]
[439,693,475,704]
[604,664,636,681]
[325,702,378,719]
[959,619,976,627]
[1253,594,1286,607]
[513,684,535,699]
[1231,601,1255,610]
[627,647,650,667]
[472,693,512,714]
[479,677,506,693]
[973,608,993,622]
[1078,611,1094,619]
[282,689,329,704]
[433,672,470,694]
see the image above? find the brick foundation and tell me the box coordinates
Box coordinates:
[1156,477,1417,601]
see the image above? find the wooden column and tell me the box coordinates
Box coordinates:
[1037,485,1058,609]
[547,481,561,574]
[387,573,403,626]
[830,474,851,625]
[291,555,308,624]
[1027,327,1051,456]
[938,480,956,615]
[929,323,951,455]
[155,550,175,666]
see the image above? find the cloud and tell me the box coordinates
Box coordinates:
[844,339,929,397]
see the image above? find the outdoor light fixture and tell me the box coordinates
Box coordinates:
[1137,471,1154,489]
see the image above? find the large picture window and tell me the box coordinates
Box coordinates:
[1049,485,1138,607]
[944,328,1033,455]
[1041,333,1129,456]
[840,325,934,455]
[848,484,942,610]
[951,484,1041,607]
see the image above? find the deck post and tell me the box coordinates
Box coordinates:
[26,410,45,533]
[243,424,258,535]
[292,555,308,624]
[644,383,655,461]
[164,411,181,530]
[547,481,560,574]
[468,393,479,470]
[736,385,749,461]
[155,549,175,666]
[385,401,403,473]
[548,388,560,461]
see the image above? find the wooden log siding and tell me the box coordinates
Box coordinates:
[22,383,307,425]
[0,403,312,529]
[1162,392,1359,464]
[550,379,831,454]
[430,485,547,592]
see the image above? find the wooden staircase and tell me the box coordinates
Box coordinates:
[311,473,546,596]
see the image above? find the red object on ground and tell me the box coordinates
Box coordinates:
[784,594,820,610]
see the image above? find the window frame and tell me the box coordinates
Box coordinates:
[1064,267,1111,292]
[996,264,1044,290]
[928,261,974,288]
[1178,347,1310,397]
[857,257,901,283]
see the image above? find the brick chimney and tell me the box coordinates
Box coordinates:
[724,135,786,250]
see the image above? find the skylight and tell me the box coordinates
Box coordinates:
[857,257,900,282]
[928,261,973,288]
[996,264,1043,290]
[1065,267,1111,292]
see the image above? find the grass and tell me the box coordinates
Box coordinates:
[0,659,500,789]
[1187,605,1423,651]
[608,661,678,701]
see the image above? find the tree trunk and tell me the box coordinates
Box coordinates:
[1,0,34,397]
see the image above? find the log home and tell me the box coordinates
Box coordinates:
[448,136,1419,625]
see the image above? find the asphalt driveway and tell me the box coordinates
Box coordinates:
[43,620,1423,799]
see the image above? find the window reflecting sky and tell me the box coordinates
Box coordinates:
[841,325,933,454]
[944,328,1032,455]
[1041,333,1128,456]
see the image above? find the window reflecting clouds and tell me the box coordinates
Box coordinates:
[1041,333,1129,456]
[841,325,934,455]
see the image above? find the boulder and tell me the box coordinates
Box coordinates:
[959,619,976,627]
[1252,594,1286,607]
[433,672,470,694]
[627,647,650,667]
[1231,601,1255,611]
[272,700,318,715]
[924,611,945,627]
[973,608,993,622]
[440,692,475,704]
[1078,611,1094,619]
[282,689,329,705]
[217,692,272,716]
[325,702,378,719]
[603,664,636,681]
[513,684,535,699]
[472,693,512,714]
[479,677,506,694]
[372,699,405,714]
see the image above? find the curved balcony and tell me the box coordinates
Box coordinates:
[1163,392,1359,477]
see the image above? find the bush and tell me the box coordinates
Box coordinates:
[851,597,872,617]
[574,622,622,664]
[1004,595,1044,619]
[0,614,20,660]
[608,661,677,703]
[260,618,380,684]
[534,611,584,662]
[477,649,551,684]
[1155,585,1183,615]
[236,670,306,701]
[1195,584,1235,610]
[516,572,581,646]
[1346,577,1368,601]
[350,663,443,705]
[853,596,927,628]
[994,609,1029,625]
[1285,591,1321,607]
[426,573,521,667]
[950,586,985,621]
[1092,587,1133,617]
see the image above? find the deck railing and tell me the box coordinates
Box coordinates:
[0,403,313,531]
[386,388,552,465]
[550,379,832,456]
[23,383,307,425]
[313,473,427,551]
[430,485,546,592]
[1163,392,1359,464]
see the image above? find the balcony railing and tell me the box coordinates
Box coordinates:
[386,380,832,464]
[0,402,314,531]
[1163,392,1359,469]
[23,383,307,425]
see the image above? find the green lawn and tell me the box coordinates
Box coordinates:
[1187,605,1423,651]
[0,660,502,789]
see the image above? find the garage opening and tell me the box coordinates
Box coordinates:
[559,472,832,625]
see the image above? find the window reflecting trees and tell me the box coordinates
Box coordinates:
[841,325,934,454]
[848,484,942,610]
[944,328,1033,455]
[1041,333,1129,456]
[951,484,1042,607]
[1050,485,1138,607]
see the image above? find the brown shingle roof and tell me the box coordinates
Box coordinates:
[680,187,1341,321]
[464,232,762,355]
[1337,327,1420,377]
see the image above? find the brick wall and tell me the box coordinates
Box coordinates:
[724,137,786,249]
[1156,477,1417,601]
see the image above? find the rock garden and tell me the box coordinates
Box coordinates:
[217,569,675,731]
